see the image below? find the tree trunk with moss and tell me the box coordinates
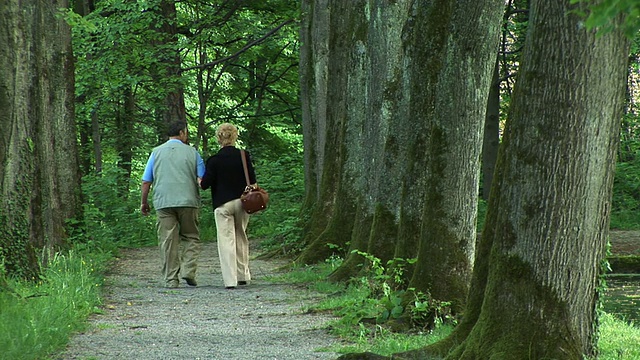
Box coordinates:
[299,1,503,310]
[401,0,503,313]
[0,0,81,279]
[297,0,357,264]
[300,0,328,211]
[392,1,630,359]
[325,0,415,278]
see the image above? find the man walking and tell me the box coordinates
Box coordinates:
[140,121,205,288]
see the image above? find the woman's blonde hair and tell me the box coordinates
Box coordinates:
[216,123,238,146]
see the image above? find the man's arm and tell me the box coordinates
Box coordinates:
[140,181,152,216]
[141,152,155,215]
[196,152,205,188]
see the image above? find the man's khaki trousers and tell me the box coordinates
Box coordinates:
[156,207,201,287]
[214,199,251,287]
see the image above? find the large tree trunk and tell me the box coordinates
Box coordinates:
[393,1,630,359]
[299,0,503,312]
[297,0,355,264]
[0,0,81,278]
[401,0,503,312]
[325,0,407,280]
[300,0,329,209]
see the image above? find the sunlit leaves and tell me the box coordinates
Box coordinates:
[570,0,640,38]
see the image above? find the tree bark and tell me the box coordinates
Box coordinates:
[156,0,188,132]
[92,108,103,174]
[115,86,135,193]
[393,1,630,359]
[297,0,355,264]
[0,0,81,278]
[299,1,503,311]
[401,0,503,312]
[300,0,329,210]
[481,59,500,201]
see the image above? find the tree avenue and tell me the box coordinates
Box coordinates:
[330,0,631,359]
[0,0,635,357]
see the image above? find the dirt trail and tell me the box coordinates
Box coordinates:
[55,231,640,360]
[610,230,640,256]
[56,241,342,360]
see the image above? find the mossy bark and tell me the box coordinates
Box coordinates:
[402,0,503,313]
[399,1,630,359]
[0,0,81,278]
[481,59,500,201]
[300,0,500,304]
[329,207,374,282]
[300,0,327,210]
[331,0,629,359]
[297,190,357,265]
[297,0,361,265]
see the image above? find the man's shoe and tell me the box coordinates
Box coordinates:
[183,277,197,286]
[225,286,236,290]
[238,281,247,286]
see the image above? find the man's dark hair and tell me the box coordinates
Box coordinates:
[167,121,187,137]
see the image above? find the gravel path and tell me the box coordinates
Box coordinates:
[56,241,343,360]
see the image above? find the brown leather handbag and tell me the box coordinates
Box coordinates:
[240,150,269,214]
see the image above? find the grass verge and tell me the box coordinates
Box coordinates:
[2,248,639,360]
[270,262,640,358]
[0,250,108,360]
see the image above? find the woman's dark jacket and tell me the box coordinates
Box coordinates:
[200,146,257,209]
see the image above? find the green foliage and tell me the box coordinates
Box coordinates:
[0,250,104,360]
[243,150,306,253]
[330,325,453,357]
[611,111,640,229]
[72,166,156,249]
[269,259,455,355]
[177,0,301,134]
[351,250,413,297]
[320,250,454,336]
[570,0,640,38]
[409,293,454,331]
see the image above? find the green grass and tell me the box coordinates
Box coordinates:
[333,325,453,356]
[272,261,640,358]
[610,210,640,230]
[0,250,106,360]
[599,312,640,360]
[2,243,639,360]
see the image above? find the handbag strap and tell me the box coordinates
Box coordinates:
[240,150,251,186]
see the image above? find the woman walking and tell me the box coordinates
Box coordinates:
[200,123,257,289]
